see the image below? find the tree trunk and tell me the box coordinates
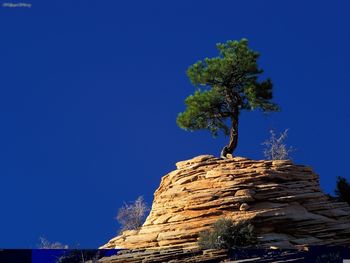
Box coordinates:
[220,110,239,158]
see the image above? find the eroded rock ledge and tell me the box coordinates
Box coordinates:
[101,155,350,250]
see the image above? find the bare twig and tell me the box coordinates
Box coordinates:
[262,129,294,160]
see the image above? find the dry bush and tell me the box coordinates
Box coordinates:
[116,196,149,233]
[37,237,68,249]
[262,129,293,160]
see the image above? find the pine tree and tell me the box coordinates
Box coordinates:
[177,39,279,157]
[335,176,350,205]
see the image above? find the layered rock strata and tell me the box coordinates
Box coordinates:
[96,248,229,263]
[94,247,338,263]
[101,155,350,250]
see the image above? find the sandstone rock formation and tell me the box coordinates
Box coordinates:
[101,155,350,250]
[94,247,330,263]
[96,248,230,263]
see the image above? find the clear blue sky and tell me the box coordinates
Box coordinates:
[0,0,349,248]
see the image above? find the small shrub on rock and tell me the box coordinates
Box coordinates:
[198,218,256,249]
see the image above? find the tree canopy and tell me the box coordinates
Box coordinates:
[335,176,350,205]
[177,39,279,157]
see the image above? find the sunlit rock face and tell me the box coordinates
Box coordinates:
[101,155,350,250]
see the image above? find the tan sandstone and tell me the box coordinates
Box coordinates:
[101,155,350,250]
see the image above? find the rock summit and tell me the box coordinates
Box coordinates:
[101,155,350,250]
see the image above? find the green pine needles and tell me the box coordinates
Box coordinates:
[198,218,257,249]
[177,39,279,157]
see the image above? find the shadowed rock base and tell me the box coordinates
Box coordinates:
[97,248,228,262]
[94,246,350,263]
